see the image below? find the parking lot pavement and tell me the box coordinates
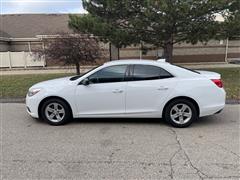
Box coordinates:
[0,103,239,179]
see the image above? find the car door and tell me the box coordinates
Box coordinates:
[75,65,128,116]
[126,64,176,116]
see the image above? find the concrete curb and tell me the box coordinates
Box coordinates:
[226,99,240,104]
[0,98,239,104]
[0,98,25,103]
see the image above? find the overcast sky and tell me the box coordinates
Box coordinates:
[1,0,224,22]
[1,0,87,14]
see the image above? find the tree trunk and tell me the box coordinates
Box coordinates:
[110,44,120,60]
[163,43,173,63]
[75,62,80,75]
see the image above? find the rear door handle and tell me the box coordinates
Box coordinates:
[112,89,123,93]
[157,86,169,90]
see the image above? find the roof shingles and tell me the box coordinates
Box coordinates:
[0,14,73,38]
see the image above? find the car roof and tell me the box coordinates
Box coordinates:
[104,59,167,66]
[103,59,201,78]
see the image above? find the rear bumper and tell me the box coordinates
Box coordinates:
[200,103,225,117]
[215,108,224,114]
[199,87,226,117]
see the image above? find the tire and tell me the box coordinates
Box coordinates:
[164,99,198,128]
[40,98,72,125]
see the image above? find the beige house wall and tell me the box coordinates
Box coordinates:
[9,41,43,52]
[0,41,10,51]
[1,38,239,67]
[119,39,240,63]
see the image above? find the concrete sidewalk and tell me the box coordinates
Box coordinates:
[0,68,77,75]
[183,63,239,69]
[0,63,239,75]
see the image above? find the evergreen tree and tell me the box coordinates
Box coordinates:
[69,0,239,62]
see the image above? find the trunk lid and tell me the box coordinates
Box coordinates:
[196,70,221,79]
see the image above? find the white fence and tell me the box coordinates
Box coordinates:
[0,52,45,68]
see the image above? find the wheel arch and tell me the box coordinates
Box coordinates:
[162,96,200,117]
[38,96,73,119]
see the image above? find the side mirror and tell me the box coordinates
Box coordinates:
[80,78,90,86]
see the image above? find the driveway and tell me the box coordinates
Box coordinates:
[0,103,239,179]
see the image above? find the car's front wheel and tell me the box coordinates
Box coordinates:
[40,98,72,125]
[164,99,198,128]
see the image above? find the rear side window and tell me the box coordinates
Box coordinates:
[132,65,173,81]
[88,65,128,84]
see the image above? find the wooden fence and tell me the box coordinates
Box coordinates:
[0,51,45,68]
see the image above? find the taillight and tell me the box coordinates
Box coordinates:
[211,79,223,88]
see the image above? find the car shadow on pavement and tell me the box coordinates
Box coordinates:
[32,114,222,127]
[70,115,222,127]
[194,115,226,127]
[72,117,166,125]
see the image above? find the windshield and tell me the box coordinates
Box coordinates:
[69,66,100,81]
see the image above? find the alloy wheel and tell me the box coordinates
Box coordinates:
[44,103,65,123]
[170,103,192,125]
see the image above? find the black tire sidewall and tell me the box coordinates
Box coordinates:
[164,99,198,128]
[40,98,71,125]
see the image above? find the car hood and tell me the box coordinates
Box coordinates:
[30,76,72,90]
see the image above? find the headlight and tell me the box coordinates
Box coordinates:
[28,88,41,97]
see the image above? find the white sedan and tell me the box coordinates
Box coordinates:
[26,60,225,127]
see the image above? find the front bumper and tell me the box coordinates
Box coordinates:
[26,95,40,118]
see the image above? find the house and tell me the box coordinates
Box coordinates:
[0,14,239,68]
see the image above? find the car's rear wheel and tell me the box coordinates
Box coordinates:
[40,98,71,125]
[164,99,198,128]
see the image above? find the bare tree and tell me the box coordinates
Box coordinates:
[34,33,103,75]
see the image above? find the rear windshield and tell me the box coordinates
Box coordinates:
[172,64,200,74]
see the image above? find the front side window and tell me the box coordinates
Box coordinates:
[88,65,128,84]
[132,65,173,81]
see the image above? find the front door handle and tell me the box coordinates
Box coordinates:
[112,89,123,93]
[157,86,169,90]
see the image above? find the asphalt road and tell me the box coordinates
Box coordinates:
[0,103,239,179]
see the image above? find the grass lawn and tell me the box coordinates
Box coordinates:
[202,68,240,100]
[0,67,239,99]
[0,73,74,98]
